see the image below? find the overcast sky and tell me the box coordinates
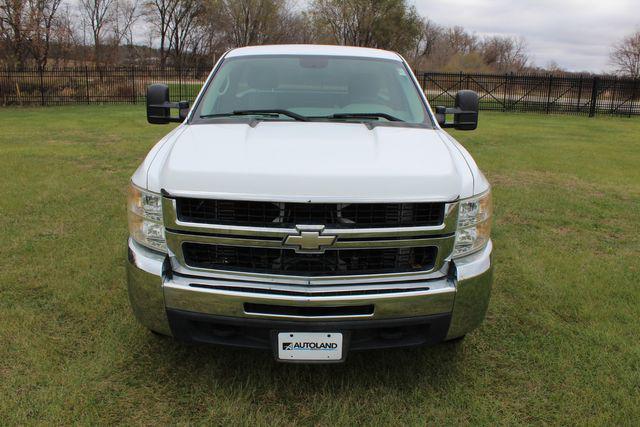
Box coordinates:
[411,0,639,72]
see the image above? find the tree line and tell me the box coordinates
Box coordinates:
[1,0,639,77]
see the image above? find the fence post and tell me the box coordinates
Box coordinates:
[84,66,90,104]
[131,67,136,104]
[545,74,553,114]
[502,73,509,111]
[178,66,183,101]
[609,76,617,114]
[39,67,45,106]
[630,78,638,117]
[576,75,583,114]
[1,67,6,106]
[589,76,599,117]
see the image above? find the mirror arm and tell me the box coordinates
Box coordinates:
[148,101,188,110]
[435,106,478,128]
[148,100,190,123]
[147,115,184,123]
[437,106,477,115]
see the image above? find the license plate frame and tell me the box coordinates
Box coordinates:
[276,332,345,362]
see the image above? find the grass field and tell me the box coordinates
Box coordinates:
[1,106,639,425]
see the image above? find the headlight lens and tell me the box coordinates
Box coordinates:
[127,183,166,252]
[452,190,492,258]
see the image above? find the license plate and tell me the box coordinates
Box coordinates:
[277,332,343,361]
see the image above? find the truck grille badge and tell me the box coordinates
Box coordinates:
[284,225,337,253]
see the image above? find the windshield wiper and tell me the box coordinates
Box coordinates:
[319,112,404,122]
[200,109,309,122]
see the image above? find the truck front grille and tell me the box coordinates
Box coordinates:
[176,198,445,228]
[182,243,437,277]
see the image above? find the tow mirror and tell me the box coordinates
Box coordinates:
[146,84,190,124]
[435,90,479,131]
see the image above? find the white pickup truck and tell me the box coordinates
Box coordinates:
[126,45,493,362]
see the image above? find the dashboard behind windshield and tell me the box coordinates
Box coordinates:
[192,55,433,126]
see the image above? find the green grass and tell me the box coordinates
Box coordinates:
[1,106,639,425]
[167,82,203,101]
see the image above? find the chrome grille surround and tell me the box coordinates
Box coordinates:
[162,196,458,287]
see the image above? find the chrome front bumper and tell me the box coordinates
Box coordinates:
[126,238,493,341]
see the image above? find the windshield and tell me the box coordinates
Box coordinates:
[192,55,432,126]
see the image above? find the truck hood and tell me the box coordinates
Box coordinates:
[149,122,472,202]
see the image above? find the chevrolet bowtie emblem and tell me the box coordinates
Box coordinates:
[284,225,337,253]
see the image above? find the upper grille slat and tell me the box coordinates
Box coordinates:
[176,198,445,228]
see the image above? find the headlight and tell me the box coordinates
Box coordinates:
[127,183,166,252]
[452,190,492,258]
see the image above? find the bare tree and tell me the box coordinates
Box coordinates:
[312,0,388,47]
[49,2,81,66]
[544,60,565,75]
[195,0,300,61]
[112,0,140,64]
[610,30,640,78]
[80,0,116,65]
[144,0,178,67]
[481,35,529,72]
[411,18,444,65]
[311,0,363,46]
[25,0,63,69]
[167,0,203,68]
[410,23,481,71]
[281,11,316,44]
[0,0,28,66]
[310,0,422,54]
[0,0,64,68]
[218,0,285,47]
[444,26,477,55]
[195,1,226,61]
[113,0,139,46]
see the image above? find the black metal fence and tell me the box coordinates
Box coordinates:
[0,67,210,106]
[418,72,640,117]
[1,67,639,117]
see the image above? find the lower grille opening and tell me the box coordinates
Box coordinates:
[244,303,374,317]
[166,309,453,350]
[182,243,437,276]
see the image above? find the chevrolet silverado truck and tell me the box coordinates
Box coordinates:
[126,45,492,362]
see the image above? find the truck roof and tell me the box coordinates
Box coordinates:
[225,44,402,61]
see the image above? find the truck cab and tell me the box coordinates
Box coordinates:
[126,45,492,362]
